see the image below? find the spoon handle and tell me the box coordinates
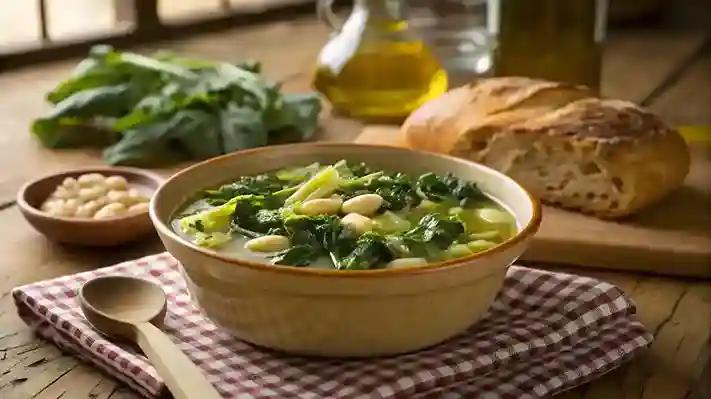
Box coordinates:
[134,322,222,399]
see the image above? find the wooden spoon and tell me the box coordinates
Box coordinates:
[79,276,222,399]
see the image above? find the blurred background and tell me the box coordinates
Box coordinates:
[1,0,709,70]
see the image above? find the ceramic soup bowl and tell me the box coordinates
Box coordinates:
[150,143,541,358]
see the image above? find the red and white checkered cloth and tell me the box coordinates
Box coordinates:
[12,253,652,399]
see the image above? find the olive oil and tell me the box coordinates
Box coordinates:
[493,0,607,93]
[313,0,448,121]
[314,41,447,120]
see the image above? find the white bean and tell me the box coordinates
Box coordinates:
[62,177,80,190]
[93,203,127,219]
[75,204,94,218]
[64,199,81,215]
[386,258,428,268]
[341,213,374,234]
[300,198,343,216]
[106,189,131,204]
[245,235,291,253]
[47,202,74,217]
[77,173,106,187]
[78,187,104,202]
[51,186,76,200]
[127,188,150,203]
[40,199,64,213]
[341,194,384,216]
[76,200,102,218]
[104,175,128,190]
[127,202,149,215]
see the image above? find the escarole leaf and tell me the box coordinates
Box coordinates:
[399,213,466,260]
[220,104,269,152]
[284,166,341,206]
[178,198,239,248]
[31,119,119,149]
[266,92,322,142]
[39,84,135,120]
[340,232,392,270]
[32,84,137,148]
[178,199,237,234]
[46,44,192,104]
[32,44,322,167]
[101,117,185,167]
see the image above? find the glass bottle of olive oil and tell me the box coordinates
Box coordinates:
[491,0,608,93]
[313,0,448,121]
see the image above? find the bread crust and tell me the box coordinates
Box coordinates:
[402,77,691,218]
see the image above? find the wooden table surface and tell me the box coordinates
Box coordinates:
[0,16,710,399]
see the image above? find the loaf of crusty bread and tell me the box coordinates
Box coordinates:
[401,77,691,218]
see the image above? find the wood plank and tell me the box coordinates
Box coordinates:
[649,50,711,127]
[601,30,709,102]
[0,205,707,398]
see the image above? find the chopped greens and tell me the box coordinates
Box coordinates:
[31,45,322,167]
[172,160,517,270]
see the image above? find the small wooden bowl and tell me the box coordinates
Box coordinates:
[17,167,164,247]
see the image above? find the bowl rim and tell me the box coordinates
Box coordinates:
[16,166,165,224]
[150,142,542,278]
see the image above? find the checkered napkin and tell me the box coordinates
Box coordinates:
[12,253,652,399]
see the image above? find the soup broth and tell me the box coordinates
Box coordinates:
[172,160,518,270]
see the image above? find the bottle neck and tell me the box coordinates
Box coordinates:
[354,0,406,22]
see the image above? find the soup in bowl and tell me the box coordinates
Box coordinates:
[150,143,541,357]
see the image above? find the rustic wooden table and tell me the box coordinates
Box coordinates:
[0,16,710,399]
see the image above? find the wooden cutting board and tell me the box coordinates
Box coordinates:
[355,125,711,278]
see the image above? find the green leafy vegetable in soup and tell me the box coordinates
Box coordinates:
[172,160,518,270]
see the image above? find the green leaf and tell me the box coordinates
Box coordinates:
[279,92,322,140]
[46,44,181,104]
[112,81,188,131]
[400,214,466,260]
[416,172,486,206]
[117,51,198,80]
[102,139,186,167]
[36,45,323,167]
[46,46,124,103]
[204,174,288,206]
[219,105,268,153]
[41,84,135,120]
[171,110,223,160]
[104,109,225,166]
[102,118,183,167]
[31,119,119,149]
[270,245,320,267]
[340,233,392,270]
[32,85,138,149]
[213,63,269,107]
[47,72,129,104]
